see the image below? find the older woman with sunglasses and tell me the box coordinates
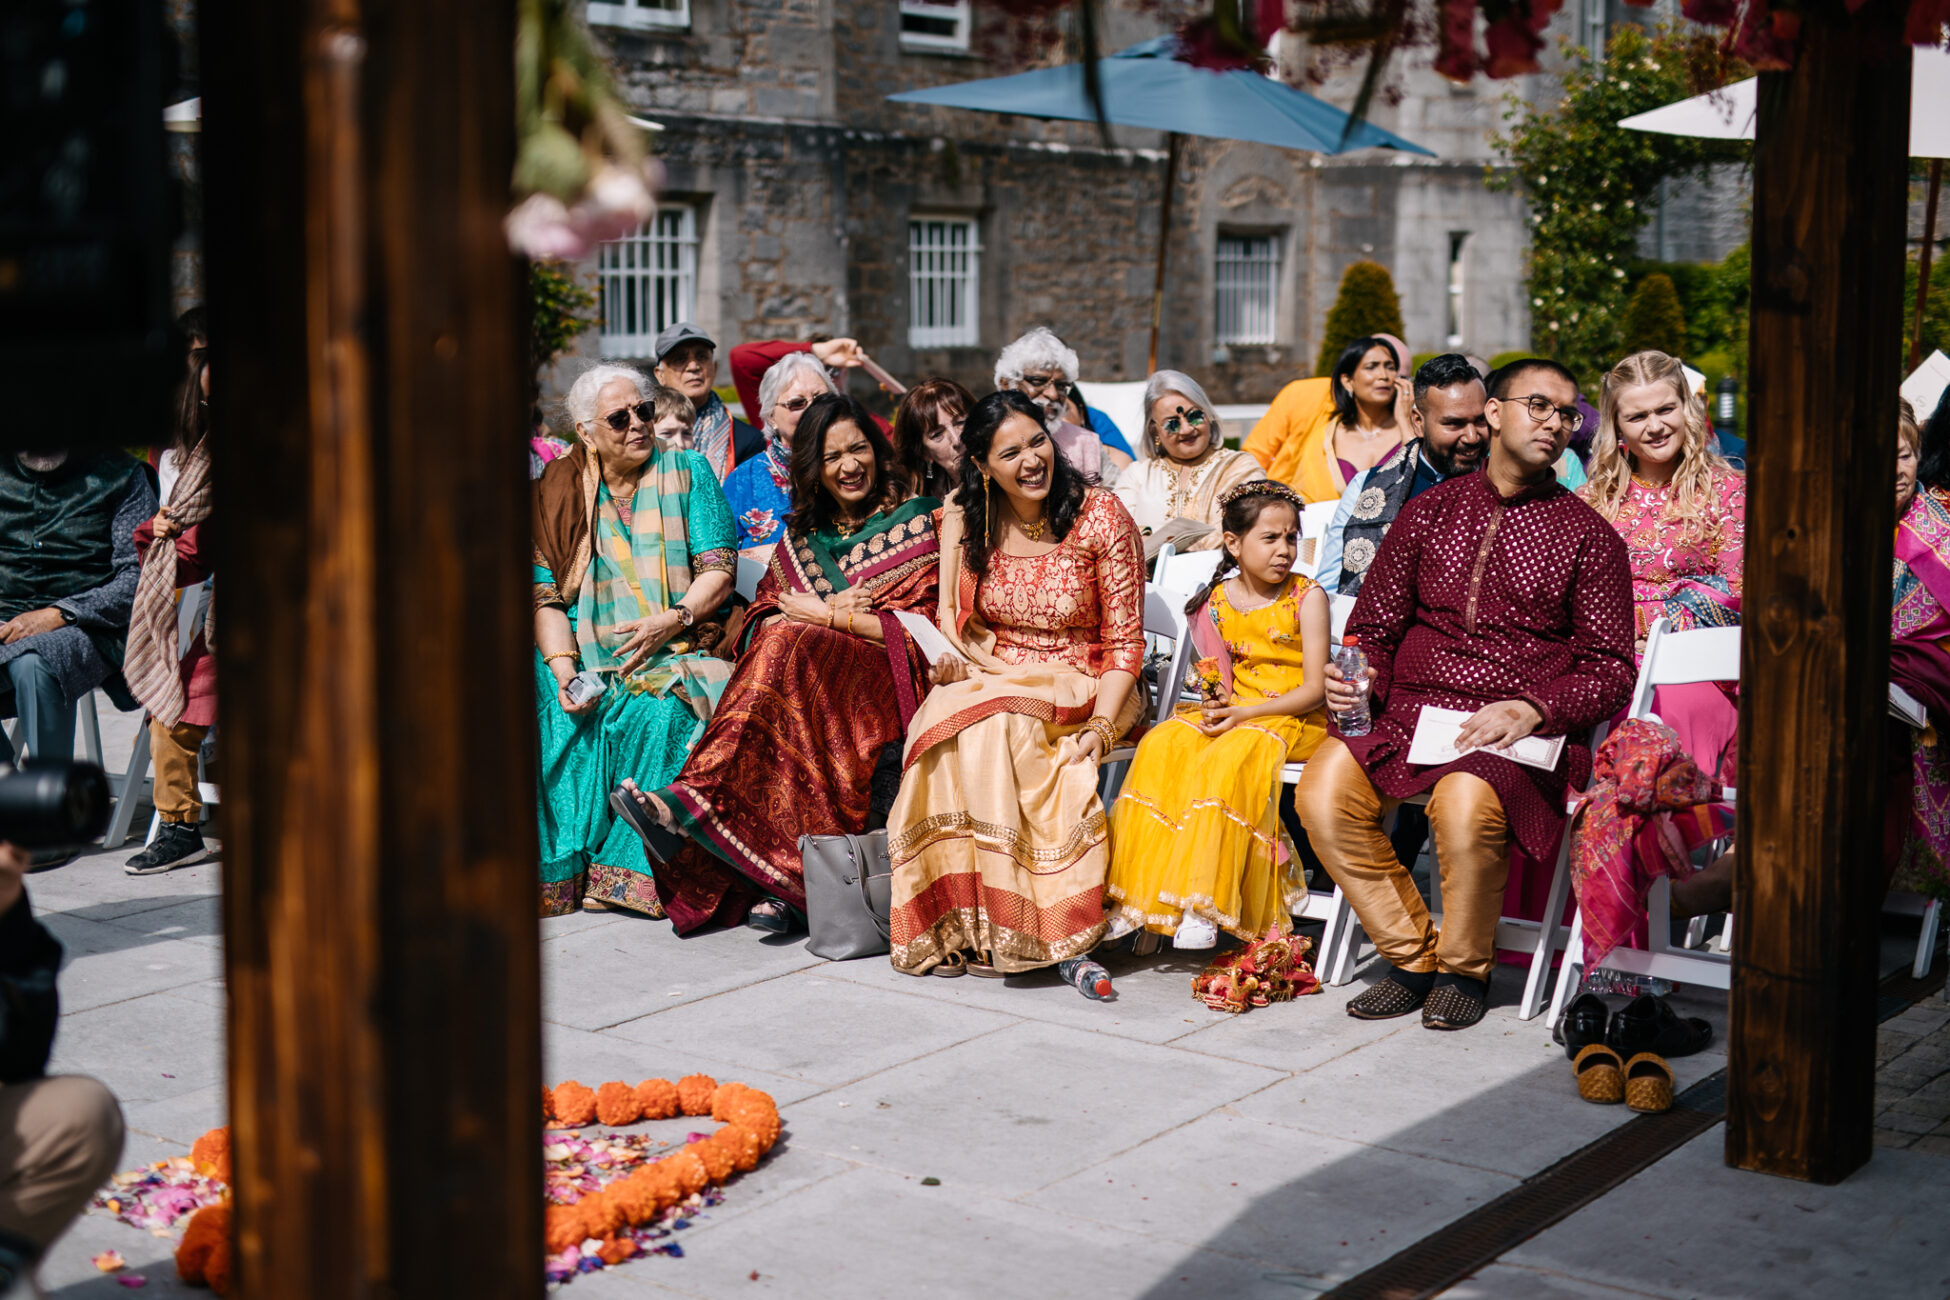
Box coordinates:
[1114,369,1263,556]
[722,351,839,551]
[533,363,738,917]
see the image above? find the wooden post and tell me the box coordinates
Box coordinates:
[200,0,543,1292]
[1730,0,1911,1184]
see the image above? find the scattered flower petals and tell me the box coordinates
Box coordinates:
[92,1249,127,1272]
[117,1275,148,1288]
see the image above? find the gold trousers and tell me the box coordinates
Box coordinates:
[151,718,208,824]
[1295,739,1511,982]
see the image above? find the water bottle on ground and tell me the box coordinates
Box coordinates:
[1334,635,1372,737]
[1057,956,1114,1001]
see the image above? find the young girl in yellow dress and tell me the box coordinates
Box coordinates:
[1105,480,1330,949]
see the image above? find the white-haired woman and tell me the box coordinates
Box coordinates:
[1113,369,1262,553]
[993,326,1132,484]
[533,363,738,916]
[721,351,838,549]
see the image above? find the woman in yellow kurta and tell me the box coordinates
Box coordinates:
[1243,336,1412,503]
[1106,480,1330,948]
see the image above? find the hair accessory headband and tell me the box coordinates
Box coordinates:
[1216,478,1306,513]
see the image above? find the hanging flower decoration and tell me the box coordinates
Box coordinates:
[506,0,660,259]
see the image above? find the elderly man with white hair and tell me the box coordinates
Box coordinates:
[1113,368,1263,555]
[721,351,839,550]
[993,327,1132,484]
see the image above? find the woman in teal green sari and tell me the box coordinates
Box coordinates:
[533,364,737,916]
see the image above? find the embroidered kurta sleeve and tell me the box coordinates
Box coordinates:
[1342,491,1429,710]
[682,452,738,573]
[1714,472,1747,600]
[1086,492,1146,677]
[1517,524,1636,735]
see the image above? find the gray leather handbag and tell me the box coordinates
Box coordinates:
[800,829,893,960]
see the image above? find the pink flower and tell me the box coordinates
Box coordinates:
[504,194,588,260]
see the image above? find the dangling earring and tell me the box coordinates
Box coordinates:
[981,472,994,540]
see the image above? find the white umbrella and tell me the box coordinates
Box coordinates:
[1617,46,1950,157]
[164,97,200,133]
[1621,46,1950,368]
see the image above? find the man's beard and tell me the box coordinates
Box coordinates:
[1423,441,1483,479]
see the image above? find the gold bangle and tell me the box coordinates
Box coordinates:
[846,612,856,635]
[1086,715,1118,753]
[543,651,579,668]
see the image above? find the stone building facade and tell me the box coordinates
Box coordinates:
[563,0,1585,414]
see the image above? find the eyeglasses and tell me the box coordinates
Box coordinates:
[775,395,815,415]
[1507,394,1584,433]
[1017,373,1070,397]
[602,401,655,432]
[1161,407,1207,437]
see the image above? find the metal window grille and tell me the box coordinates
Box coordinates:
[598,207,697,358]
[908,217,981,349]
[587,0,689,31]
[1215,234,1280,346]
[899,0,971,50]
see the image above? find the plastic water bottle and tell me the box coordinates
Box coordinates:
[1057,956,1114,1001]
[1334,635,1372,737]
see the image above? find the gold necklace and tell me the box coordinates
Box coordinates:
[1021,513,1048,542]
[835,514,862,539]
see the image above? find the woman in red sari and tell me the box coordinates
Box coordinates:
[615,393,941,932]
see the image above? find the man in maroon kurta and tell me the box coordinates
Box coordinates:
[1297,358,1634,1030]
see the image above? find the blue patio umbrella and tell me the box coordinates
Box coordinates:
[889,36,1434,370]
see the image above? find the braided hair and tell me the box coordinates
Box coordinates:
[1182,479,1307,617]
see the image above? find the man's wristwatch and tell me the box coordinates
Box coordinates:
[57,607,77,625]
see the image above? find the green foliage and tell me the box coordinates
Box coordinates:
[1904,250,1950,368]
[1315,259,1407,377]
[1621,273,1687,357]
[530,260,601,373]
[1489,24,1747,389]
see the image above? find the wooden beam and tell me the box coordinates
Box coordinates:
[201,0,543,1292]
[1730,0,1911,1184]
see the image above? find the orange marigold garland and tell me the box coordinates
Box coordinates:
[163,1079,782,1290]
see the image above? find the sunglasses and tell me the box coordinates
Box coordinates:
[602,401,655,432]
[1507,394,1585,433]
[1161,407,1207,437]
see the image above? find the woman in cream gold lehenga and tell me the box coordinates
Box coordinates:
[886,390,1147,995]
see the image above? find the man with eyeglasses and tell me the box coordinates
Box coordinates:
[650,323,765,482]
[992,327,1132,483]
[1296,358,1634,1032]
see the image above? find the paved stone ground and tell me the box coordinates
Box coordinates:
[20,698,1950,1298]
[1874,986,1950,1157]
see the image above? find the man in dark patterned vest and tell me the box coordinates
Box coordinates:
[1315,354,1489,596]
[0,448,156,774]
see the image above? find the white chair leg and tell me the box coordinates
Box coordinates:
[1519,839,1575,1021]
[1327,895,1364,986]
[79,692,103,767]
[1916,900,1941,980]
[1548,909,1587,1027]
[104,722,154,850]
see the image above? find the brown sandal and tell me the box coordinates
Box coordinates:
[1624,1052,1674,1113]
[1574,1043,1625,1104]
[931,951,967,978]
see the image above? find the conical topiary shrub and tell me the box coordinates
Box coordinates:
[1622,272,1687,359]
[1315,259,1407,377]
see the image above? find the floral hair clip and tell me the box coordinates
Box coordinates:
[1217,478,1306,513]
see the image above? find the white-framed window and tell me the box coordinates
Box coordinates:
[587,0,689,33]
[908,216,982,349]
[598,205,697,357]
[1214,233,1281,347]
[1446,231,1468,349]
[900,1,971,51]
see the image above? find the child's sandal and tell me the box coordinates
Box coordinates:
[1573,1043,1625,1105]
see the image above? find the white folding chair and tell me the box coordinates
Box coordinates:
[1153,545,1223,603]
[1100,584,1192,801]
[104,580,218,849]
[1297,500,1340,579]
[735,555,765,602]
[1546,617,1739,1026]
[5,685,105,767]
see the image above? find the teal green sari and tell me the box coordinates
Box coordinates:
[534,447,736,916]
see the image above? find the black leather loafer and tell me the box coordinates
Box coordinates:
[1346,977,1429,1020]
[1605,993,1713,1059]
[1422,981,1487,1030]
[1554,992,1611,1060]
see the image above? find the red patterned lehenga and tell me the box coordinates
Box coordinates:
[649,497,940,931]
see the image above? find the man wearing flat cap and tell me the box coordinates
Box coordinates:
[651,323,765,482]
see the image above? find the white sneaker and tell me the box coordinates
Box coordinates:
[1172,913,1218,950]
[1102,913,1137,941]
